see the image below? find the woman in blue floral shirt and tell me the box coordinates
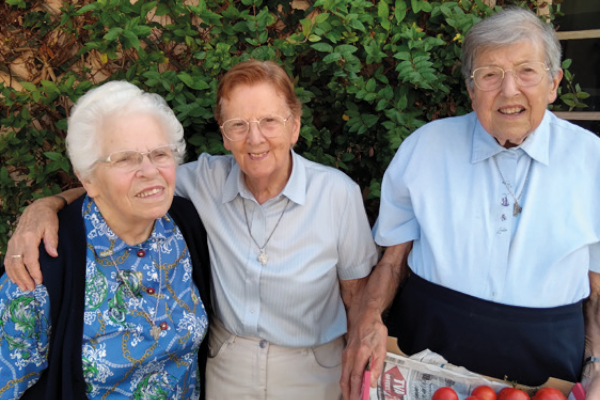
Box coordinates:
[0,81,211,399]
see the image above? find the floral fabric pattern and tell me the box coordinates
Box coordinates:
[0,196,208,399]
[0,283,50,399]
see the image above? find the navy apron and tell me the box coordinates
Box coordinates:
[385,272,585,386]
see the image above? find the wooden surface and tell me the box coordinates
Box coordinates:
[556,30,600,40]
[553,111,600,121]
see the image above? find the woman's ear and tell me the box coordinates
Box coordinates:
[77,171,98,198]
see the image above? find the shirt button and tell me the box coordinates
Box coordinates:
[159,322,168,330]
[137,249,145,257]
[146,287,155,295]
[249,308,255,313]
[260,340,268,348]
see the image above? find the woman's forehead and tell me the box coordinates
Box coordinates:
[221,83,289,116]
[101,114,168,150]
[474,40,544,67]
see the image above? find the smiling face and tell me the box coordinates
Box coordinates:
[467,40,563,147]
[80,113,176,242]
[220,82,300,200]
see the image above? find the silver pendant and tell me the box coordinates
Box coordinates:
[258,250,268,266]
[513,202,522,217]
[150,325,162,340]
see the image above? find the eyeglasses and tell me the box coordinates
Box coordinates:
[220,115,292,142]
[470,62,550,91]
[98,144,178,172]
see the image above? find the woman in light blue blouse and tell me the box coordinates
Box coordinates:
[0,81,211,399]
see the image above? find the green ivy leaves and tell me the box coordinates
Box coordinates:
[0,0,587,256]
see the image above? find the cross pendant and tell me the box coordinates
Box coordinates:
[150,325,162,340]
[258,250,268,266]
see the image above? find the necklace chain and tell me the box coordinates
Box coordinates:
[243,198,290,266]
[108,238,163,340]
[494,157,532,217]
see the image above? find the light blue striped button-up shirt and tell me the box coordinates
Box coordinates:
[374,110,600,308]
[176,151,378,347]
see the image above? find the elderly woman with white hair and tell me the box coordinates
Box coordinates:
[341,6,600,400]
[0,81,211,399]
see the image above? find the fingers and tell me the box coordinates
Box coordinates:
[6,228,44,291]
[23,245,43,286]
[341,338,377,399]
[340,344,357,399]
[4,253,36,292]
[370,346,386,388]
[341,318,390,400]
[5,197,60,290]
[43,231,59,258]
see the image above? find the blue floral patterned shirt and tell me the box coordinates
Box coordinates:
[0,196,208,399]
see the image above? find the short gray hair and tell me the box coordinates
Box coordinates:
[66,81,185,178]
[461,7,562,90]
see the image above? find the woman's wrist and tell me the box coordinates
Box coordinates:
[53,195,68,209]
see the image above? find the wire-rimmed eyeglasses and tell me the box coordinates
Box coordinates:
[470,62,550,91]
[97,144,178,172]
[220,115,292,142]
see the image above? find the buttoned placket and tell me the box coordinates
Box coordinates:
[242,198,266,334]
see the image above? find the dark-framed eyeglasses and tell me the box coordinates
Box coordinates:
[98,144,178,172]
[220,115,292,142]
[470,62,550,91]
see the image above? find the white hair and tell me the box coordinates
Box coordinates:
[461,7,562,90]
[66,81,185,178]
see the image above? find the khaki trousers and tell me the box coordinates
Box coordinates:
[206,318,344,400]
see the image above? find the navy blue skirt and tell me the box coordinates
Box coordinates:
[385,273,585,386]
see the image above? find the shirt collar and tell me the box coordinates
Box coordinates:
[82,195,176,258]
[471,110,550,165]
[221,150,306,205]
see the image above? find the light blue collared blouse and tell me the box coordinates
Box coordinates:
[176,151,378,347]
[374,110,600,308]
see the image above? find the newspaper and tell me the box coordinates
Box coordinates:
[370,349,511,400]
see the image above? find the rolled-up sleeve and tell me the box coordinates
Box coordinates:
[336,183,379,281]
[373,140,421,247]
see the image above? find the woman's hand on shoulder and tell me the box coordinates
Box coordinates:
[4,195,65,291]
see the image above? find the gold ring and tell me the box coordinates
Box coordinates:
[11,254,22,259]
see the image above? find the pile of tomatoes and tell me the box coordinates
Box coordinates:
[432,385,567,400]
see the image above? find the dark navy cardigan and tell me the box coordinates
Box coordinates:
[1,195,212,400]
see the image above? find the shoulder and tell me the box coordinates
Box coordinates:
[178,153,235,175]
[169,196,201,226]
[296,153,359,193]
[388,113,475,172]
[402,112,475,149]
[548,112,600,146]
[57,195,85,224]
[40,195,86,287]
[170,196,198,214]
[176,153,235,195]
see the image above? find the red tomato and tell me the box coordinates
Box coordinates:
[466,396,483,400]
[531,388,567,400]
[472,385,497,400]
[498,388,530,400]
[432,387,459,400]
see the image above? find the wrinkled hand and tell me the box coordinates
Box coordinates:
[4,196,61,291]
[340,310,388,400]
[582,363,600,400]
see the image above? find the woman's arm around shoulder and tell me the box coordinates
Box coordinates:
[4,188,86,292]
